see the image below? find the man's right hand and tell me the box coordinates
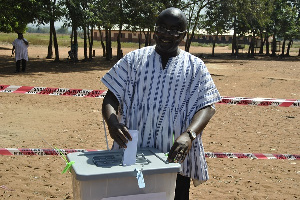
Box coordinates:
[102,90,132,148]
[107,122,132,148]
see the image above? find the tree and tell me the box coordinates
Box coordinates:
[181,0,210,52]
[92,0,107,57]
[225,0,254,56]
[204,0,231,56]
[243,0,274,57]
[34,0,65,60]
[93,0,120,60]
[0,0,41,33]
[277,1,299,56]
[80,1,89,60]
[42,0,65,60]
[65,0,83,61]
[125,0,163,49]
[269,0,286,56]
[115,0,125,60]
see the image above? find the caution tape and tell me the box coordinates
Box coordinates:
[1,84,299,107]
[0,148,299,160]
[218,96,300,107]
[0,148,96,156]
[205,152,299,160]
[0,84,106,98]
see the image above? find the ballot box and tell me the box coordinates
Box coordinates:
[67,148,181,200]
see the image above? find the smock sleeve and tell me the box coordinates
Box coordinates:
[186,58,221,120]
[101,55,131,105]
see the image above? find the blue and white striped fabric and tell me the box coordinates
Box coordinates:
[101,46,221,182]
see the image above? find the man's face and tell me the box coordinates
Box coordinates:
[18,34,23,39]
[154,11,186,54]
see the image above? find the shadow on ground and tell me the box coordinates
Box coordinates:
[197,52,300,64]
[0,47,12,50]
[0,55,116,77]
[1,52,299,77]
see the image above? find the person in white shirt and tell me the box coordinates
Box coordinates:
[12,33,29,73]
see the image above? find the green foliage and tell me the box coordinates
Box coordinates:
[1,0,299,58]
[277,1,299,40]
[124,0,164,31]
[0,0,42,33]
[205,0,231,35]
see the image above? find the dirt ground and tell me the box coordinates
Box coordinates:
[0,42,299,200]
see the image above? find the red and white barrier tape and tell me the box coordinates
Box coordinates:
[218,96,300,107]
[1,84,299,107]
[0,148,299,160]
[0,85,106,98]
[0,148,95,156]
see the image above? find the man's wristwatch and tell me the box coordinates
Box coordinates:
[187,129,197,141]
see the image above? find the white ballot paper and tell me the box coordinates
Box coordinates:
[122,130,138,166]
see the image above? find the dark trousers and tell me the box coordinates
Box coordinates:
[174,174,191,200]
[16,59,26,72]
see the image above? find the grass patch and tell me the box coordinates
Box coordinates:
[291,41,300,48]
[190,42,231,48]
[0,32,141,48]
[1,32,298,53]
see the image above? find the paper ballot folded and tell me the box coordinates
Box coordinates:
[122,130,138,166]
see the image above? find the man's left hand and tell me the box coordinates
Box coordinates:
[167,132,192,163]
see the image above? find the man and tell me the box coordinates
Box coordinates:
[12,33,29,73]
[102,7,221,200]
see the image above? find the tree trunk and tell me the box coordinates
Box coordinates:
[138,30,141,49]
[251,32,255,57]
[285,40,292,56]
[108,28,112,60]
[148,30,152,46]
[91,26,94,58]
[185,32,195,52]
[105,28,109,59]
[185,5,202,53]
[117,24,122,60]
[232,16,237,56]
[83,26,88,60]
[271,34,277,57]
[144,29,149,47]
[71,24,79,61]
[265,33,270,55]
[259,33,264,54]
[281,39,286,57]
[52,23,59,61]
[248,31,255,58]
[47,20,53,59]
[105,27,112,60]
[98,27,106,57]
[212,37,216,57]
[88,26,93,59]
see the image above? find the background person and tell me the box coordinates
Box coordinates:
[101,7,221,200]
[12,33,29,73]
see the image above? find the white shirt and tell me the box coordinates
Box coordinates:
[12,38,28,61]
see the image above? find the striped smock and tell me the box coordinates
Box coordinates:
[101,46,221,182]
